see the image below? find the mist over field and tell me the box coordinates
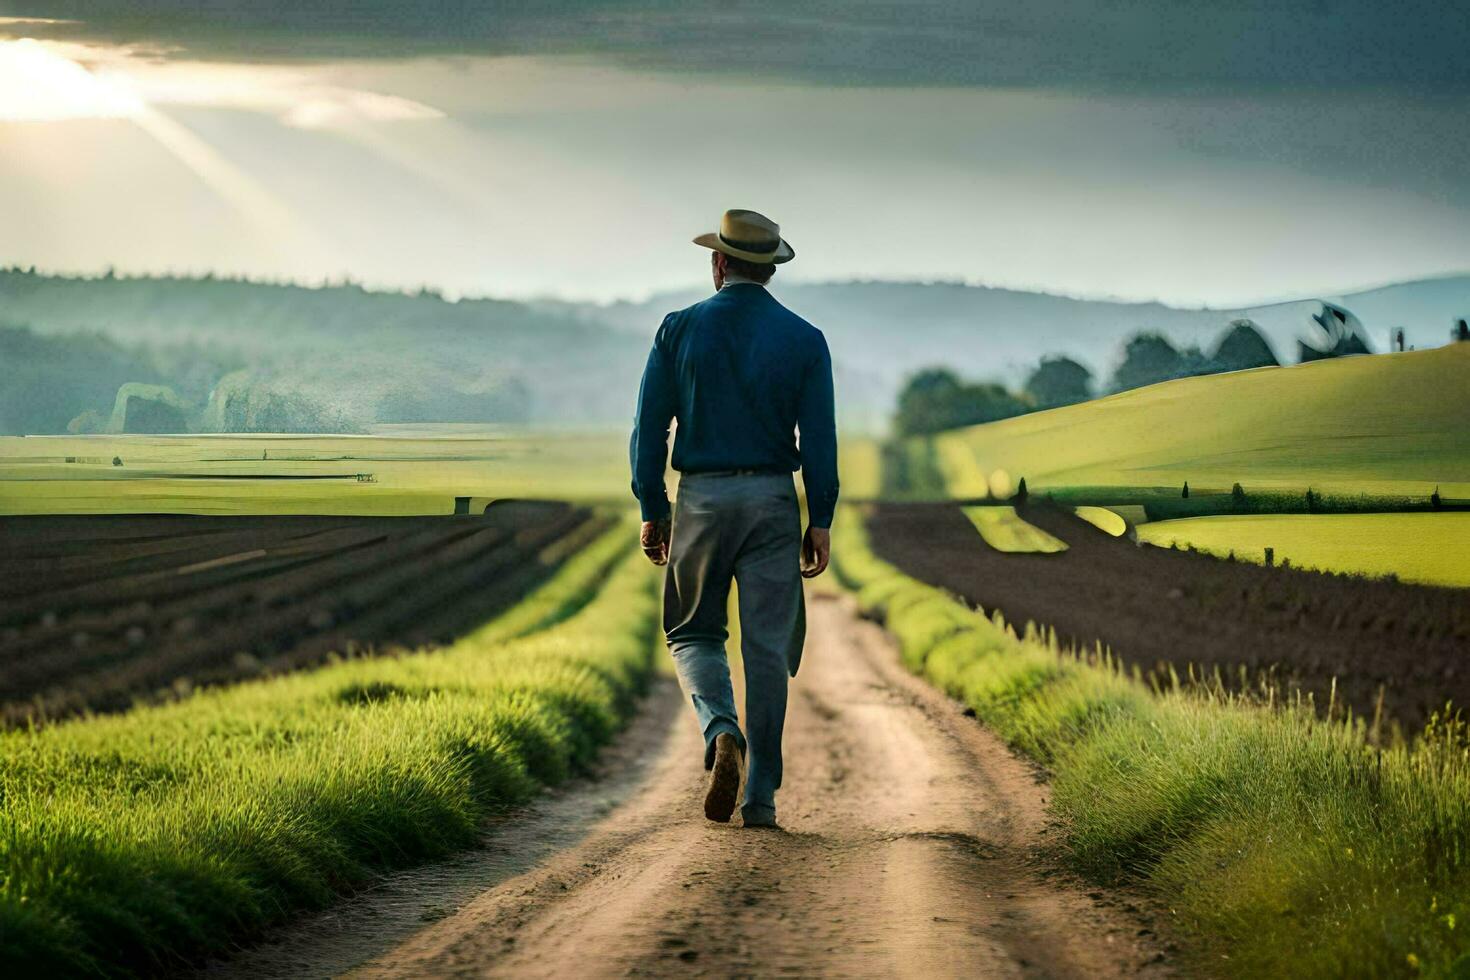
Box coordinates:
[4,267,1466,436]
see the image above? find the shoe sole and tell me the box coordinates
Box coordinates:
[704,742,740,823]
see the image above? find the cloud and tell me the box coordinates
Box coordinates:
[278,90,442,129]
[10,40,449,128]
[3,1,1468,95]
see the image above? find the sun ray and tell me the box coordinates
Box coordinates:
[126,105,323,251]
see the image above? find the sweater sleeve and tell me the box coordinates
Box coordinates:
[629,318,677,521]
[796,332,840,528]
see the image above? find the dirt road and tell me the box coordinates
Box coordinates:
[304,592,1163,978]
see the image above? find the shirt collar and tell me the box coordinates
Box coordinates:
[720,272,766,290]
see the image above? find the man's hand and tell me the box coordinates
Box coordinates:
[801,526,831,579]
[641,518,671,566]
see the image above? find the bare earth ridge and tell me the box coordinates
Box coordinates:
[868,502,1470,731]
[252,593,1164,978]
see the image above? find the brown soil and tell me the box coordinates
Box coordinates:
[0,501,602,725]
[234,593,1163,979]
[869,502,1470,731]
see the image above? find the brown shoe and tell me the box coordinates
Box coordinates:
[704,733,742,823]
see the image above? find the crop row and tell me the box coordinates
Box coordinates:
[833,505,1470,977]
[0,504,602,723]
[0,520,656,975]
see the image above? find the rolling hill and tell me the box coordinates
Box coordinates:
[3,267,1464,434]
[575,273,1470,428]
[929,343,1470,498]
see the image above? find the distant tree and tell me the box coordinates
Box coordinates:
[955,382,1029,426]
[66,409,107,434]
[1023,356,1093,410]
[1231,482,1246,506]
[894,369,1028,436]
[109,383,189,434]
[1305,488,1319,512]
[1015,477,1028,501]
[1182,481,1190,499]
[1176,344,1213,378]
[1109,333,1184,392]
[1299,303,1372,362]
[1213,320,1280,372]
[1432,486,1443,509]
[0,325,159,435]
[894,369,964,436]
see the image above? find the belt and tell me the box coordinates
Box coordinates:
[684,467,790,478]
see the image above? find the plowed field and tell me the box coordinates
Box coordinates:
[869,502,1470,730]
[0,501,604,725]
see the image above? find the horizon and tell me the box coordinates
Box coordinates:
[6,261,1468,315]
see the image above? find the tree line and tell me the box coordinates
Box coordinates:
[895,317,1286,436]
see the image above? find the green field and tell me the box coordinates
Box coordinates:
[0,427,630,516]
[1,428,877,517]
[961,505,1068,553]
[928,344,1470,500]
[1073,505,1127,536]
[1138,512,1470,588]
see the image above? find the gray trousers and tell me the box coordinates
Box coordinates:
[664,472,806,821]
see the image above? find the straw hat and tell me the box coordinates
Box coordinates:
[693,209,795,264]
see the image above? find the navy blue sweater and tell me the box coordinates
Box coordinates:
[630,283,839,527]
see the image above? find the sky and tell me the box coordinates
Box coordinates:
[1,1,1468,305]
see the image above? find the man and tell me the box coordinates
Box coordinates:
[630,208,838,829]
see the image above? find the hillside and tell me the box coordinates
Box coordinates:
[0,270,647,432]
[930,343,1470,498]
[580,274,1470,426]
[3,268,1464,434]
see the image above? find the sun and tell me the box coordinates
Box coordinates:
[0,37,143,121]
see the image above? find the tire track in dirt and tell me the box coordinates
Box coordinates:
[347,593,1166,978]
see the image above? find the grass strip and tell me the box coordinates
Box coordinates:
[832,506,1470,978]
[962,505,1068,554]
[0,539,658,976]
[469,510,639,643]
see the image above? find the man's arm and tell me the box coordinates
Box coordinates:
[630,320,677,562]
[797,333,839,576]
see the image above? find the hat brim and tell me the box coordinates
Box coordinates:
[693,232,795,264]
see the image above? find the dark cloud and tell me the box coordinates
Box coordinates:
[4,0,1469,94]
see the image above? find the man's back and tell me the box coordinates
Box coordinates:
[630,282,838,529]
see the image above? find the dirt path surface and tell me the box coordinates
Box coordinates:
[342,593,1164,979]
[870,502,1470,731]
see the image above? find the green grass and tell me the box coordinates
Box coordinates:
[961,505,1068,553]
[832,505,1470,977]
[0,530,658,975]
[469,512,642,642]
[926,345,1470,501]
[837,436,884,500]
[1073,505,1127,536]
[1137,512,1470,588]
[0,427,632,515]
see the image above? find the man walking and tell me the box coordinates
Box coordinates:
[630,209,838,829]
